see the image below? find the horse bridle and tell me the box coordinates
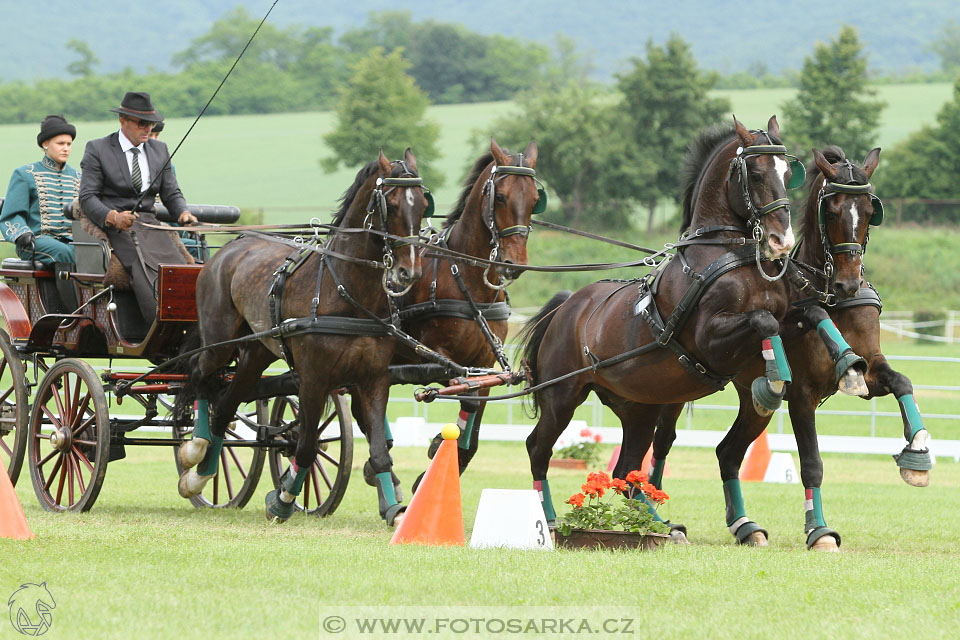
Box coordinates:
[364,161,432,297]
[815,159,883,283]
[478,155,546,290]
[727,132,806,282]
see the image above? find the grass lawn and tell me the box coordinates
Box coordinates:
[2,441,959,639]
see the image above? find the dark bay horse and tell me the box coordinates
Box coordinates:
[358,138,541,494]
[620,145,931,550]
[518,116,809,536]
[178,150,429,526]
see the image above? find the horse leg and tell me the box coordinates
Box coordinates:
[789,396,841,551]
[353,377,405,526]
[527,381,588,525]
[605,399,689,543]
[265,380,330,523]
[412,389,487,495]
[179,344,273,498]
[356,393,404,502]
[716,385,772,546]
[650,403,684,489]
[862,355,932,486]
[802,306,868,396]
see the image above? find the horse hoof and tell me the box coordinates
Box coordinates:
[838,368,868,396]
[752,399,774,418]
[743,531,769,546]
[810,535,840,552]
[264,490,294,523]
[900,467,930,487]
[391,511,405,528]
[178,469,212,498]
[669,530,690,545]
[178,438,209,469]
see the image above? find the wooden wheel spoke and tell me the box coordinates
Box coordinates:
[48,384,67,427]
[317,411,336,434]
[71,445,95,473]
[68,375,83,431]
[43,455,63,491]
[61,374,74,425]
[309,465,322,507]
[316,457,334,490]
[220,453,234,498]
[41,404,64,431]
[70,392,93,434]
[71,453,87,494]
[72,412,96,439]
[0,437,11,457]
[226,446,248,480]
[37,446,59,468]
[55,453,69,504]
[0,385,14,404]
[317,447,340,467]
[66,454,75,504]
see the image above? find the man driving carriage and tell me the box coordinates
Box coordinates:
[78,91,198,323]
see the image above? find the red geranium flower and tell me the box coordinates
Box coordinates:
[586,471,611,487]
[566,493,586,508]
[610,478,629,494]
[625,470,648,486]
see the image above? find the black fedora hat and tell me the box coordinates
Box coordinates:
[110,91,163,122]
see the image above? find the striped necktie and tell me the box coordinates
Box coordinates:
[130,147,142,193]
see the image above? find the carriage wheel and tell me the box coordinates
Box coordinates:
[0,329,29,484]
[172,400,267,509]
[27,358,110,512]
[267,394,353,517]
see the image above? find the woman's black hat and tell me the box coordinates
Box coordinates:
[37,115,76,147]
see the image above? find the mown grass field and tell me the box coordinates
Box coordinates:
[2,441,959,639]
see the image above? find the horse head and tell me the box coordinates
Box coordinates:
[373,148,428,289]
[728,115,799,260]
[481,138,541,282]
[808,146,881,300]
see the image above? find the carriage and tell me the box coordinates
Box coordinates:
[0,200,354,515]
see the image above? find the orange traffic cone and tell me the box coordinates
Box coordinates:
[0,458,34,540]
[741,430,772,482]
[390,424,464,546]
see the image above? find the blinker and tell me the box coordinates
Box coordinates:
[532,187,547,215]
[787,158,805,190]
[423,189,435,218]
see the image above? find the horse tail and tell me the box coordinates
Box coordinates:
[515,290,572,418]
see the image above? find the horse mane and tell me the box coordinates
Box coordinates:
[679,123,735,232]
[443,152,495,230]
[331,158,421,227]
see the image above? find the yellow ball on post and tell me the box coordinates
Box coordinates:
[440,423,460,440]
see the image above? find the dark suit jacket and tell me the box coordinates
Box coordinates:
[78,132,187,229]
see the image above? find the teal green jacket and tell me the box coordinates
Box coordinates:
[2,155,80,243]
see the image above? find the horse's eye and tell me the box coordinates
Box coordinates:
[495,193,507,205]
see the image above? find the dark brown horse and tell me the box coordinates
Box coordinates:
[518,116,807,533]
[177,150,429,526]
[619,145,931,550]
[357,138,540,494]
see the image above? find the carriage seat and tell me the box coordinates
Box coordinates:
[1,258,48,271]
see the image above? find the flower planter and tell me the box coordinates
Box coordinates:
[554,528,670,551]
[549,458,587,470]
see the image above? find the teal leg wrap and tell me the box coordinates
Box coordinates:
[383,416,393,443]
[804,487,841,548]
[897,394,926,442]
[534,479,556,522]
[816,319,853,359]
[635,492,666,523]
[376,471,397,506]
[723,479,747,528]
[649,457,666,490]
[763,335,792,383]
[285,464,309,497]
[458,412,476,451]
[194,400,212,441]
[196,434,223,476]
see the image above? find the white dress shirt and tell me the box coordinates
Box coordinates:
[117,129,151,193]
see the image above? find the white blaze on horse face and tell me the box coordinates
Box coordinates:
[849,201,859,239]
[405,189,415,208]
[773,156,789,190]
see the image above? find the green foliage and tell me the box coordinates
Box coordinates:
[322,48,443,188]
[616,35,731,231]
[930,20,960,73]
[555,441,603,467]
[65,39,99,78]
[781,26,886,162]
[875,77,960,226]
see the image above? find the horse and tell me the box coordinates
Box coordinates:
[617,145,931,550]
[356,138,541,496]
[176,149,430,526]
[518,116,826,540]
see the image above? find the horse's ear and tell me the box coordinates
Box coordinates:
[523,140,538,168]
[403,147,419,174]
[862,147,881,179]
[767,115,781,140]
[813,148,838,181]
[733,115,752,146]
[378,149,391,174]
[490,137,510,166]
